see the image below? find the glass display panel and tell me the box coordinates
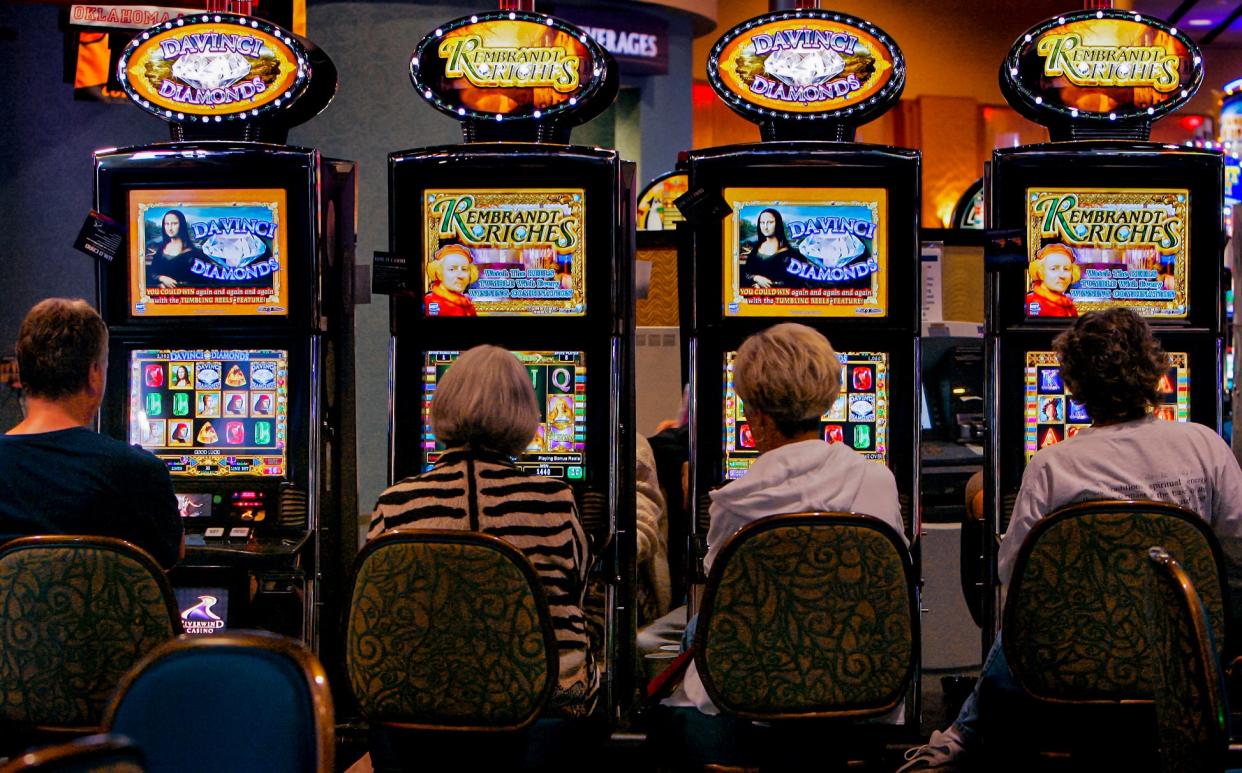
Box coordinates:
[722,187,888,318]
[129,349,289,477]
[423,189,586,317]
[129,189,289,317]
[1024,188,1188,319]
[723,349,889,480]
[1023,350,1189,462]
[422,350,586,481]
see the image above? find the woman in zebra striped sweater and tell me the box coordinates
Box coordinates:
[367,345,599,718]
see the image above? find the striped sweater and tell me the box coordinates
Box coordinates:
[367,448,599,718]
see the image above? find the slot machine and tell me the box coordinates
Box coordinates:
[681,1,921,720]
[93,12,358,656]
[383,2,636,713]
[983,9,1223,642]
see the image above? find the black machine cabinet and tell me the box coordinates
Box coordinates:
[95,143,358,656]
[387,142,636,713]
[684,142,922,538]
[990,142,1224,333]
[983,141,1225,644]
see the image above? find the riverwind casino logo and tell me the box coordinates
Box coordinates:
[709,11,902,120]
[119,14,308,121]
[180,594,225,634]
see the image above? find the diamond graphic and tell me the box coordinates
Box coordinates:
[171,51,250,91]
[763,47,845,87]
[201,233,266,267]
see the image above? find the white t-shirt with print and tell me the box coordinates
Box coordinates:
[999,415,1242,585]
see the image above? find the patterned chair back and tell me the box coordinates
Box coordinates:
[1144,546,1229,773]
[0,536,180,731]
[1003,500,1227,704]
[694,513,916,720]
[345,530,558,732]
[103,631,334,773]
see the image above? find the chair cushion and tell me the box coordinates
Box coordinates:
[700,521,912,714]
[346,539,551,727]
[108,648,315,773]
[1007,510,1225,701]
[0,545,176,727]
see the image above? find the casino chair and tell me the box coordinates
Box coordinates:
[666,512,917,770]
[996,500,1228,769]
[344,530,561,771]
[0,536,180,753]
[101,631,334,773]
[0,734,145,772]
[1143,546,1242,773]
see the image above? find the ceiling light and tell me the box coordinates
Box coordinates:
[1188,18,1214,26]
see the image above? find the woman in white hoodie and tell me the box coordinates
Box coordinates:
[650,323,905,768]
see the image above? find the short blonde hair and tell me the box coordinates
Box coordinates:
[431,345,539,456]
[734,323,841,437]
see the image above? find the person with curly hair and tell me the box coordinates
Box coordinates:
[900,308,1242,772]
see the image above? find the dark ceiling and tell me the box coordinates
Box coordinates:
[1135,0,1242,47]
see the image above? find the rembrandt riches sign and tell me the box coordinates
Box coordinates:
[1001,9,1202,127]
[410,12,610,124]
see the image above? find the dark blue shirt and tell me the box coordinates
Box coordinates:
[0,427,182,568]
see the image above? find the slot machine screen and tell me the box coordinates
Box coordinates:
[175,587,228,635]
[422,351,586,480]
[1023,188,1188,319]
[723,350,888,480]
[422,189,586,317]
[128,189,289,317]
[128,349,289,476]
[1024,351,1189,461]
[722,187,888,318]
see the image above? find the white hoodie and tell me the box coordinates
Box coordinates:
[669,439,906,714]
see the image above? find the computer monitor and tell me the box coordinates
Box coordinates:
[422,350,586,481]
[1023,350,1189,462]
[422,189,586,317]
[721,187,888,319]
[128,349,289,476]
[723,350,889,480]
[129,189,289,318]
[1023,188,1189,320]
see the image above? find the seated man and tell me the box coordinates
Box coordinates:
[0,298,182,568]
[900,308,1242,772]
[650,323,905,765]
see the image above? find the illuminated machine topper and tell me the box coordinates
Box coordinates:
[1001,9,1203,139]
[423,189,585,317]
[723,187,887,318]
[410,11,611,128]
[1024,188,1188,319]
[423,350,587,482]
[129,188,289,317]
[128,349,290,478]
[724,349,889,480]
[1024,350,1188,462]
[119,12,311,124]
[708,9,904,132]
